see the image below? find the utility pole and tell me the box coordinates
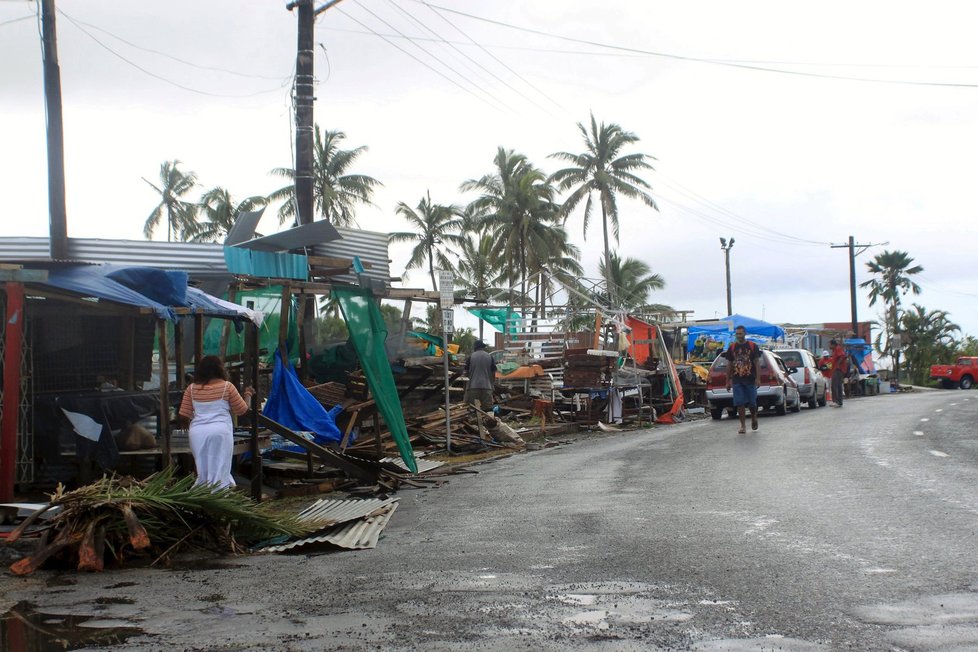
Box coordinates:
[830,236,881,338]
[41,0,68,259]
[720,237,734,316]
[287,0,346,226]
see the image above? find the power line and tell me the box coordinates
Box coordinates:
[347,0,512,111]
[57,14,291,81]
[654,174,832,246]
[0,14,33,28]
[417,1,564,111]
[58,10,291,99]
[410,1,978,89]
[383,0,555,116]
[324,26,978,70]
[335,3,507,112]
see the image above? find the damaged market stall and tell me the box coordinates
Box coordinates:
[0,263,265,499]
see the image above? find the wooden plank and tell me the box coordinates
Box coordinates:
[258,414,378,481]
[0,269,48,282]
[158,320,172,468]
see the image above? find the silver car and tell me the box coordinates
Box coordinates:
[773,348,827,409]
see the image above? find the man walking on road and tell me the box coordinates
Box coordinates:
[829,338,848,407]
[464,340,497,410]
[723,325,762,434]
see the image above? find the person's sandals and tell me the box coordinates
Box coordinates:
[738,426,746,434]
[751,416,759,431]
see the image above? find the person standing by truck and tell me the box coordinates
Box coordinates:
[829,339,848,407]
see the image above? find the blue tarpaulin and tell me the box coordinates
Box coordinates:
[262,349,343,444]
[38,264,261,323]
[687,313,785,352]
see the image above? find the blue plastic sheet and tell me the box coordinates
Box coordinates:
[262,349,343,444]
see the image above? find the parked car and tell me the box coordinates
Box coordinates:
[930,356,978,389]
[773,348,827,409]
[705,350,801,419]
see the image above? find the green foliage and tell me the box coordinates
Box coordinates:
[269,126,382,226]
[313,315,349,343]
[859,250,923,379]
[143,160,199,242]
[899,304,959,385]
[453,327,477,354]
[549,113,657,302]
[598,252,667,311]
[389,191,464,289]
[954,335,978,357]
[190,187,267,243]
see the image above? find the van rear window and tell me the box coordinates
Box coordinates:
[711,356,728,370]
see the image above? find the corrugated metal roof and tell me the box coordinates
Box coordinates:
[0,229,390,283]
[378,456,445,474]
[293,496,398,526]
[262,500,398,552]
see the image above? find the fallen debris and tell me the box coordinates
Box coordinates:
[258,497,399,552]
[6,469,312,575]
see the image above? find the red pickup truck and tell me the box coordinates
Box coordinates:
[930,357,978,389]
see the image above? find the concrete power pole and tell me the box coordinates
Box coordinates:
[41,0,68,259]
[720,237,734,316]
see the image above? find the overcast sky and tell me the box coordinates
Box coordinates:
[3,1,978,340]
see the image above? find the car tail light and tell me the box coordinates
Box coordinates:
[758,359,776,385]
[804,368,811,384]
[708,370,727,388]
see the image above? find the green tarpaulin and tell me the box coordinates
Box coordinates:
[202,286,298,364]
[333,287,417,473]
[467,307,522,336]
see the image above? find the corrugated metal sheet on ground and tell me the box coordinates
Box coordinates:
[263,501,398,552]
[293,497,398,527]
[378,456,445,474]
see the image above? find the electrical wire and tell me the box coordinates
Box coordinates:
[654,173,833,246]
[57,14,292,81]
[418,1,564,110]
[58,10,292,99]
[383,0,555,116]
[916,275,978,299]
[334,4,508,112]
[0,14,33,28]
[409,1,978,89]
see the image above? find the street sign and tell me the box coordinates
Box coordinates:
[438,270,454,309]
[442,308,454,334]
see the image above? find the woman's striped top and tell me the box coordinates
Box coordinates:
[178,381,249,419]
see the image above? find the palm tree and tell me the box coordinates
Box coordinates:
[388,192,464,290]
[859,250,923,383]
[525,224,582,323]
[268,126,382,226]
[598,253,666,311]
[189,187,268,243]
[462,147,562,316]
[455,233,504,340]
[900,304,959,385]
[549,113,658,303]
[143,160,198,242]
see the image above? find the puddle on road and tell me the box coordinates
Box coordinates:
[0,601,143,651]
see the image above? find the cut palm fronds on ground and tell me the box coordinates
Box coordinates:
[6,469,315,575]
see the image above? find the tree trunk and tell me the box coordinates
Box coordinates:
[601,201,613,307]
[429,250,437,291]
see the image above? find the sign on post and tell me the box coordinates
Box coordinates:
[438,270,454,309]
[442,308,454,334]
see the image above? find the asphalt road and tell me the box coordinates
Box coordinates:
[4,389,978,651]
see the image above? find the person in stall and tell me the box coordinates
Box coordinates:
[177,356,254,489]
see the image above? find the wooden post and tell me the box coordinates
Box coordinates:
[278,285,291,360]
[219,284,238,358]
[174,319,185,390]
[296,293,308,382]
[246,301,262,502]
[193,314,203,366]
[158,320,172,468]
[0,283,25,501]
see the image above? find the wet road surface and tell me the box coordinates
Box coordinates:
[3,389,978,650]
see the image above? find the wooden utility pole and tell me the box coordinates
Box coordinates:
[831,236,876,338]
[41,0,68,259]
[287,0,346,226]
[720,237,734,316]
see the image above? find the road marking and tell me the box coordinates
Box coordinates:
[935,409,943,412]
[920,418,930,422]
[863,568,897,574]
[950,403,958,406]
[929,450,950,458]
[913,431,924,436]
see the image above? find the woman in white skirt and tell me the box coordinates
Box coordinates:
[177,355,253,489]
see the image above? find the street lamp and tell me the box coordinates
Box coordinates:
[719,237,735,316]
